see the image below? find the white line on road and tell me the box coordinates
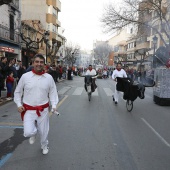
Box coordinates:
[141,118,170,147]
[92,89,98,96]
[103,88,113,96]
[58,87,71,95]
[72,87,84,95]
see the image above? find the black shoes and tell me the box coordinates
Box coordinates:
[112,96,115,101]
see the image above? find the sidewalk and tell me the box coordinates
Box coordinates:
[0,78,65,106]
[0,90,13,106]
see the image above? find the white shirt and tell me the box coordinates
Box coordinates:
[14,71,59,109]
[112,69,127,79]
[85,69,96,76]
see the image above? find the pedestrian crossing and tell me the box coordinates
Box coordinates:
[58,86,112,96]
[58,86,153,99]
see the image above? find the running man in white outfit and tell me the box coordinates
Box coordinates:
[85,65,97,92]
[14,54,59,155]
[112,63,127,104]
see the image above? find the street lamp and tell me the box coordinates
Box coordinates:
[152,35,158,68]
[44,31,50,63]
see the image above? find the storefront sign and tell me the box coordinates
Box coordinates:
[0,46,14,53]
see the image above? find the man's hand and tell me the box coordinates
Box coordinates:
[18,106,25,113]
[51,108,60,116]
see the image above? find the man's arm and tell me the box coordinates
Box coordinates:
[14,75,25,112]
[49,77,59,110]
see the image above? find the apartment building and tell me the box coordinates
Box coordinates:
[107,26,135,65]
[0,0,21,60]
[21,0,63,63]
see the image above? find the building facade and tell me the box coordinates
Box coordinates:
[21,0,64,63]
[0,0,21,60]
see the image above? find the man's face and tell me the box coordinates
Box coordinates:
[89,66,92,70]
[33,57,44,72]
[117,64,122,70]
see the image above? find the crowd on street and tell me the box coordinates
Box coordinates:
[0,56,80,103]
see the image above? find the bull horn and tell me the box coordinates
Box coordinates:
[143,81,155,87]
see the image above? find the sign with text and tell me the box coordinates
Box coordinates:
[0,46,15,53]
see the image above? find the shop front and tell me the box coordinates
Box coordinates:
[0,44,20,61]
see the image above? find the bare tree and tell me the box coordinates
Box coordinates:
[101,0,170,48]
[20,20,45,53]
[93,43,113,65]
[64,42,80,66]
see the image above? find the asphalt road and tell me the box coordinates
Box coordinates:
[0,76,170,170]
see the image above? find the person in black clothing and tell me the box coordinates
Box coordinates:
[49,65,58,83]
[67,67,72,80]
[0,57,12,90]
[17,63,26,82]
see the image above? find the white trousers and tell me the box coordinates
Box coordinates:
[23,108,49,149]
[114,83,120,102]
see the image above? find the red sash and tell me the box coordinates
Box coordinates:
[21,103,49,121]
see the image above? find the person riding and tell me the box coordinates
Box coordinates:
[112,63,127,104]
[85,65,97,92]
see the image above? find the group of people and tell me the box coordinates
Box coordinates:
[0,53,144,156]
[0,57,26,101]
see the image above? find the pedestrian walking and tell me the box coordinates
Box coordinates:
[112,63,127,104]
[14,54,59,155]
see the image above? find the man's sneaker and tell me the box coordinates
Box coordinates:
[115,101,118,104]
[42,146,49,155]
[29,135,36,144]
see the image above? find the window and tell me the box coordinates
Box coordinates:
[53,7,57,16]
[52,25,57,33]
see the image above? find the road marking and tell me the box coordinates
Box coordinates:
[0,122,23,126]
[0,126,23,129]
[141,118,170,147]
[92,89,98,96]
[72,87,84,95]
[103,88,113,96]
[58,87,71,95]
[49,95,68,116]
[0,153,12,168]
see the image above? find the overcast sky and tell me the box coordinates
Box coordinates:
[59,0,115,51]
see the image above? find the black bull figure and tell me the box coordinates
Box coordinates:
[81,75,97,93]
[116,77,155,102]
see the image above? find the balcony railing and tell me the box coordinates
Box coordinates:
[0,24,20,44]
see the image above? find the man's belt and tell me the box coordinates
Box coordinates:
[21,103,49,121]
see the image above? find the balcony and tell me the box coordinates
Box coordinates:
[56,0,61,12]
[0,24,20,45]
[0,0,12,6]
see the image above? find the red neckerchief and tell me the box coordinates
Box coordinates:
[32,69,45,75]
[117,68,121,71]
[89,68,92,71]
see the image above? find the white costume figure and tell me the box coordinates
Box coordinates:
[85,68,96,75]
[112,64,127,104]
[14,54,58,155]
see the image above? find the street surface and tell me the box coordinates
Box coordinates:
[0,76,170,170]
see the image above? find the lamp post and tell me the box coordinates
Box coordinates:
[44,31,50,63]
[152,35,158,68]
